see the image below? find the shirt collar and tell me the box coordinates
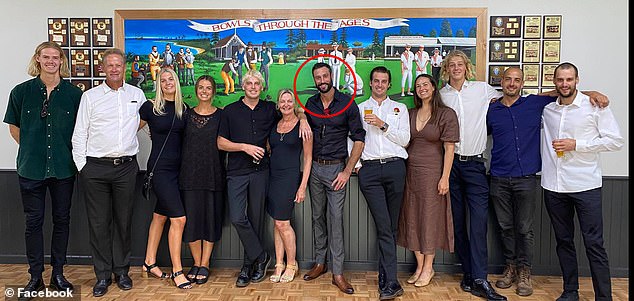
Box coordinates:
[445,80,471,92]
[100,81,127,93]
[367,95,392,107]
[556,91,584,108]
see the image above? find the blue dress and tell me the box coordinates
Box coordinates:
[140,101,187,217]
[267,122,301,220]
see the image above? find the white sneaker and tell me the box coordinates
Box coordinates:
[401,93,405,97]
[407,92,414,95]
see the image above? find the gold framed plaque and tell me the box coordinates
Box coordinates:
[522,88,539,95]
[522,64,540,87]
[48,18,68,47]
[489,40,520,62]
[541,64,558,87]
[92,49,107,77]
[93,79,105,87]
[488,64,520,86]
[540,88,555,94]
[543,15,562,39]
[70,49,91,77]
[490,16,522,38]
[70,79,92,92]
[522,40,541,63]
[542,40,561,63]
[70,18,91,47]
[92,18,113,47]
[523,16,542,39]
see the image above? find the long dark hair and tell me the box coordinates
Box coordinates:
[413,74,447,124]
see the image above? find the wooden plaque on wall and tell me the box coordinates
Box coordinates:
[70,79,92,92]
[92,18,113,47]
[489,40,520,62]
[70,18,91,47]
[92,49,107,77]
[48,18,69,47]
[490,16,522,38]
[70,49,91,77]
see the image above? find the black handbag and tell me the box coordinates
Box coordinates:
[142,112,176,200]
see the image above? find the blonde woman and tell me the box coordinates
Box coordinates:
[139,68,192,289]
[268,89,312,283]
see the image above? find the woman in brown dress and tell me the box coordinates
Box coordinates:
[397,74,459,287]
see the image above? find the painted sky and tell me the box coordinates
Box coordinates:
[125,17,476,47]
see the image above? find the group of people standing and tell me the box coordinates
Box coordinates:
[4,40,623,301]
[148,44,196,91]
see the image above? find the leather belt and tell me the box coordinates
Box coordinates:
[314,158,344,165]
[455,154,486,162]
[361,157,402,165]
[88,155,136,166]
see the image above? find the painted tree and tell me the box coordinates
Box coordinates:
[296,29,307,47]
[456,29,465,37]
[352,41,363,47]
[330,31,339,44]
[286,29,295,49]
[429,29,438,37]
[468,25,477,38]
[211,32,220,45]
[339,28,349,48]
[399,25,411,35]
[440,19,453,37]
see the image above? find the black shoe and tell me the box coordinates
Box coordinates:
[92,278,112,297]
[379,281,404,300]
[556,290,579,301]
[251,252,271,283]
[114,274,133,290]
[236,265,252,287]
[471,278,507,301]
[49,274,74,292]
[460,273,473,292]
[378,272,386,291]
[18,278,44,301]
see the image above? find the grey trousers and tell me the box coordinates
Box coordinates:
[309,162,346,275]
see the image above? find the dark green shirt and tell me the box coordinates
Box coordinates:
[3,77,82,180]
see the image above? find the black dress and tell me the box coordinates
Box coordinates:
[179,108,225,242]
[267,122,302,220]
[139,101,186,217]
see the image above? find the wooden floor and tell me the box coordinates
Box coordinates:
[0,264,628,300]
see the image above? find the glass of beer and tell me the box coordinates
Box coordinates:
[364,108,373,116]
[556,150,564,158]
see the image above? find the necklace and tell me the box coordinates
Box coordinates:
[280,132,286,141]
[278,118,298,141]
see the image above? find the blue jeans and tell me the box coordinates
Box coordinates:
[490,175,536,267]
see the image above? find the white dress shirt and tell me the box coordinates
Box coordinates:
[72,83,147,171]
[352,96,410,168]
[415,50,430,72]
[345,52,356,71]
[541,92,623,193]
[329,50,343,67]
[400,50,414,72]
[440,81,502,156]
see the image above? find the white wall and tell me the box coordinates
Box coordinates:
[0,0,628,176]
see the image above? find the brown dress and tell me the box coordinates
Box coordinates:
[397,106,459,254]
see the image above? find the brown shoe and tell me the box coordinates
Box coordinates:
[303,263,327,281]
[516,266,533,296]
[332,274,354,294]
[495,264,516,289]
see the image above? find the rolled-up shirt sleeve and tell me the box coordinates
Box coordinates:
[347,102,366,142]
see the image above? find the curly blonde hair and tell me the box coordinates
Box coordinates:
[440,50,475,84]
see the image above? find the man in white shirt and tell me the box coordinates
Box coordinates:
[400,44,414,97]
[414,45,430,77]
[541,63,623,301]
[71,48,146,298]
[342,68,363,96]
[439,50,507,301]
[345,48,356,73]
[353,66,410,300]
[328,42,343,89]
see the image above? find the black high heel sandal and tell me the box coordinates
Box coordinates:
[142,262,170,279]
[186,266,200,282]
[196,267,210,285]
[171,270,193,289]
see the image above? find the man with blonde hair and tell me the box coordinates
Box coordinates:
[4,41,82,298]
[72,48,146,297]
[439,50,507,301]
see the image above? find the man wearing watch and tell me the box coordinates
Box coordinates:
[352,66,410,299]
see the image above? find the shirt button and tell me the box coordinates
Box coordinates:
[47,135,51,138]
[48,124,51,127]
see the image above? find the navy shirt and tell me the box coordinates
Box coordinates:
[487,94,555,177]
[305,89,365,160]
[219,97,278,176]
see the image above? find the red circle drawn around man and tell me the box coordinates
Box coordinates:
[293,53,357,119]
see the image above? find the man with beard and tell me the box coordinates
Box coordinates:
[302,62,365,295]
[487,67,609,298]
[160,43,175,70]
[541,63,622,301]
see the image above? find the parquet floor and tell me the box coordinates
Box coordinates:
[0,264,628,300]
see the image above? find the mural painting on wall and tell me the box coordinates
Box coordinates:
[124,17,477,108]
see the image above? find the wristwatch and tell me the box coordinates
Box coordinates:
[380,122,389,132]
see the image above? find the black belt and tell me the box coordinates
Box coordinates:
[88,155,136,166]
[455,154,486,162]
[361,157,402,165]
[314,158,344,165]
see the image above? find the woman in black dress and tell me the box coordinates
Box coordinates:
[179,76,225,285]
[268,89,312,283]
[139,68,192,289]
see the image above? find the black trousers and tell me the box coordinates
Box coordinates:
[80,157,138,280]
[18,176,75,278]
[544,188,612,300]
[227,170,268,265]
[358,159,406,282]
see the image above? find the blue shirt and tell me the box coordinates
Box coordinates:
[487,95,554,177]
